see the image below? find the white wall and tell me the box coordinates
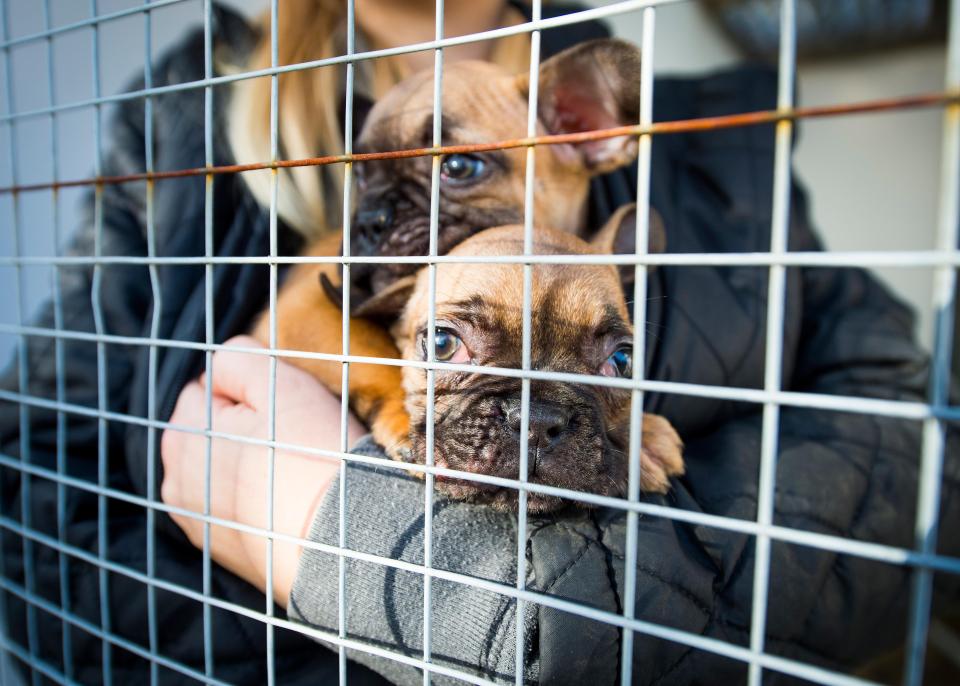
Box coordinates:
[0,0,948,363]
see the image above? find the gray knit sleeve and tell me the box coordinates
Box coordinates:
[290,436,704,685]
[287,437,539,685]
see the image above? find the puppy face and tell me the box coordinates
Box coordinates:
[349,39,642,298]
[361,207,661,513]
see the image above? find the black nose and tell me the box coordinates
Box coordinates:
[354,202,394,252]
[502,399,572,447]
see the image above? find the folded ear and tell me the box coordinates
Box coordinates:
[320,271,417,321]
[319,272,346,311]
[350,274,417,320]
[591,203,667,286]
[517,39,641,174]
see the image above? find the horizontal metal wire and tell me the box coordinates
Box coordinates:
[2,248,960,268]
[0,0,686,126]
[1,444,954,605]
[0,575,229,686]
[0,630,75,686]
[0,90,955,195]
[1,0,956,683]
[0,499,883,686]
[0,0,194,51]
[0,515,499,686]
[0,324,956,422]
[1,385,958,580]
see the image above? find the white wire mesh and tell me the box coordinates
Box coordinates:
[422,3,445,684]
[201,0,215,678]
[515,0,541,680]
[0,0,955,685]
[339,3,356,682]
[748,3,795,685]
[905,1,960,684]
[620,8,655,683]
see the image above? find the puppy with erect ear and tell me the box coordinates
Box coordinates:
[255,39,650,465]
[365,205,683,513]
[346,37,645,298]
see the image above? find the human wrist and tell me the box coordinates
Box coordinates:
[248,450,339,604]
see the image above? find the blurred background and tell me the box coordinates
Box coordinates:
[0,0,950,361]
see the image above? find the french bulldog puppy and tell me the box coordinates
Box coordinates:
[254,38,645,459]
[354,205,684,513]
[347,37,643,298]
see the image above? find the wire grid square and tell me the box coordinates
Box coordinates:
[0,0,956,684]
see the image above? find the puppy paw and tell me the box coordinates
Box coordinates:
[639,413,685,494]
[369,396,413,463]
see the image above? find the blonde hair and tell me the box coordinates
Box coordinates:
[226,2,530,240]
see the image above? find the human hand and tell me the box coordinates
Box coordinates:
[160,335,365,603]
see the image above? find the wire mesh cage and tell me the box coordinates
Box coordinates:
[0,0,958,684]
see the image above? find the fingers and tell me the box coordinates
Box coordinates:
[161,379,233,517]
[207,335,329,414]
[161,380,201,464]
[185,374,234,416]
[204,336,272,409]
[168,379,232,430]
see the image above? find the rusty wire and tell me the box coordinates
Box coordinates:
[0,90,955,196]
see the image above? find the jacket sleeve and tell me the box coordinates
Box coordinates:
[288,439,538,686]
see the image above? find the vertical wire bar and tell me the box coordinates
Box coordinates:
[422,3,444,683]
[338,1,356,683]
[201,0,215,679]
[0,170,8,686]
[266,2,279,684]
[904,0,960,683]
[1,3,41,683]
[515,2,541,683]
[88,1,112,681]
[620,8,655,684]
[142,4,162,683]
[43,0,73,677]
[0,9,9,671]
[747,2,795,685]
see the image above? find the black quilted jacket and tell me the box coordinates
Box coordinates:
[1,3,957,684]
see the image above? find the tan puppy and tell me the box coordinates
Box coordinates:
[254,39,646,452]
[347,38,643,296]
[355,205,684,513]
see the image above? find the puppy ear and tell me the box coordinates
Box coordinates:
[319,272,345,311]
[591,203,667,285]
[351,274,417,320]
[320,271,415,320]
[517,39,641,174]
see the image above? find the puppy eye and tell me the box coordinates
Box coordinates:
[600,346,632,378]
[440,154,486,184]
[422,328,470,364]
[434,330,462,361]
